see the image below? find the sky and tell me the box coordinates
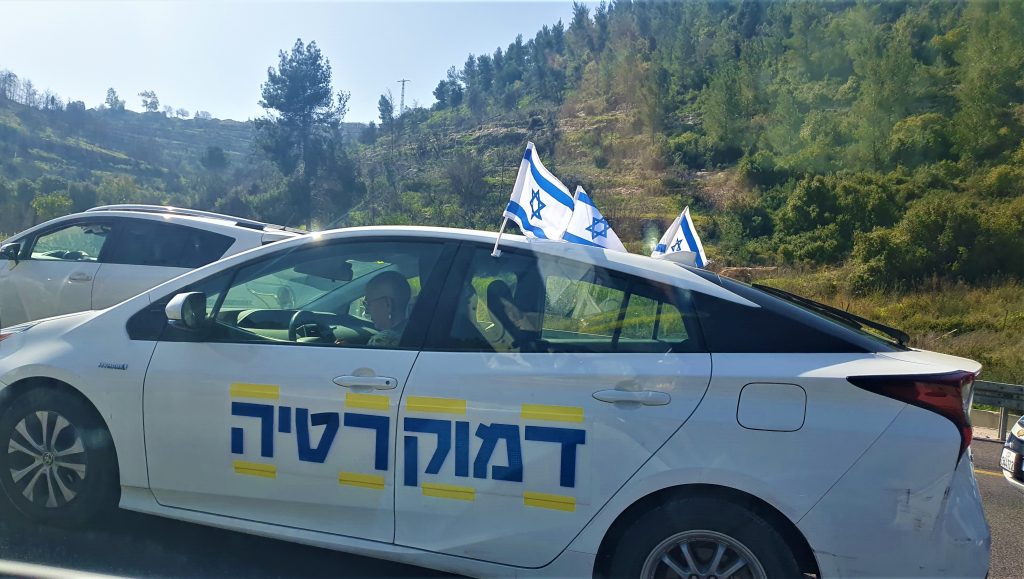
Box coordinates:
[0,1,580,123]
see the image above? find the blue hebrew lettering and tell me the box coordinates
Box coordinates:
[295,408,340,463]
[231,402,275,458]
[344,413,390,471]
[455,421,470,477]
[473,423,523,482]
[278,406,292,433]
[403,418,451,486]
[525,426,586,488]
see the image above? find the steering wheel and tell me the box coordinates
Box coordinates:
[288,310,334,343]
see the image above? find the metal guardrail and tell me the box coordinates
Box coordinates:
[975,380,1024,439]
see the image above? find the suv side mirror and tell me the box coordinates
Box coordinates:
[1,242,21,264]
[166,292,207,330]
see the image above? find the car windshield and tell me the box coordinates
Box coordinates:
[225,260,390,311]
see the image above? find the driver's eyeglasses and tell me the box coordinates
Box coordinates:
[366,295,392,307]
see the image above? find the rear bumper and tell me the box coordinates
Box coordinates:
[798,406,990,578]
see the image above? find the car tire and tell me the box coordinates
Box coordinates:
[607,496,801,579]
[0,387,118,526]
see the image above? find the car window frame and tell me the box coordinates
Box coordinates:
[128,235,459,350]
[422,241,707,354]
[20,217,120,263]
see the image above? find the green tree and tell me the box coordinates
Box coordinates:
[952,0,1024,161]
[138,90,159,112]
[254,38,350,229]
[104,88,125,112]
[378,92,395,129]
[31,192,73,223]
[200,146,228,171]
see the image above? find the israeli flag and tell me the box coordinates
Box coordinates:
[563,187,627,252]
[503,142,575,240]
[651,206,708,267]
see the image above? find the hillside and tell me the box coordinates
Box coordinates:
[0,1,1022,380]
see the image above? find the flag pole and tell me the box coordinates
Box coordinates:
[491,217,508,257]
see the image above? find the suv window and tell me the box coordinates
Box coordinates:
[29,222,112,262]
[103,219,234,268]
[441,246,702,354]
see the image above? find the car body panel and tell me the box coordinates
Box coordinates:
[395,351,712,567]
[799,404,989,577]
[144,340,414,542]
[0,259,100,325]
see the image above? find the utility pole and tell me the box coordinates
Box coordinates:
[397,79,410,116]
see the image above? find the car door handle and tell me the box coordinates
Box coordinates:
[593,389,671,406]
[333,376,398,390]
[68,272,93,282]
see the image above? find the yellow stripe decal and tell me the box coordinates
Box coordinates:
[406,396,467,415]
[345,393,390,411]
[521,404,584,423]
[230,383,280,399]
[233,461,277,478]
[338,472,386,490]
[421,482,475,501]
[523,491,576,512]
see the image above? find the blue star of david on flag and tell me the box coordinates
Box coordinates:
[562,187,627,252]
[651,206,708,267]
[502,142,575,241]
[530,189,546,221]
[585,217,611,240]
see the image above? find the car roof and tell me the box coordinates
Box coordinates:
[278,226,756,306]
[6,209,297,243]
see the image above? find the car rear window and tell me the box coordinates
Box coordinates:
[686,268,902,353]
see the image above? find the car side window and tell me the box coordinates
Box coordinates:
[29,222,112,262]
[103,219,234,268]
[200,240,445,349]
[443,247,702,354]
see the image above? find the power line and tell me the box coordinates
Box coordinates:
[397,79,410,116]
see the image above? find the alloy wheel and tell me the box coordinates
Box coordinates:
[640,530,768,579]
[6,410,88,508]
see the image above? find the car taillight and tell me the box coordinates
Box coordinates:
[848,371,976,459]
[0,333,12,343]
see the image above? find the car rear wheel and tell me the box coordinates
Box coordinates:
[607,497,800,579]
[0,387,118,525]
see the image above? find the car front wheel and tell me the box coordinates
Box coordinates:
[607,496,801,579]
[0,387,118,525]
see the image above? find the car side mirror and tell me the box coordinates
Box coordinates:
[1,242,21,264]
[166,292,207,330]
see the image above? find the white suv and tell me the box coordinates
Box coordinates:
[0,205,301,327]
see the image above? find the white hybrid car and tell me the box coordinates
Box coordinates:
[0,205,300,327]
[0,227,990,578]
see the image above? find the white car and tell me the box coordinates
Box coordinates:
[1001,416,1024,493]
[0,226,990,578]
[0,205,301,327]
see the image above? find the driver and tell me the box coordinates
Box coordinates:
[364,271,412,348]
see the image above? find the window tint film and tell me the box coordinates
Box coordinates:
[444,247,702,354]
[203,240,444,350]
[104,220,234,268]
[30,222,111,262]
